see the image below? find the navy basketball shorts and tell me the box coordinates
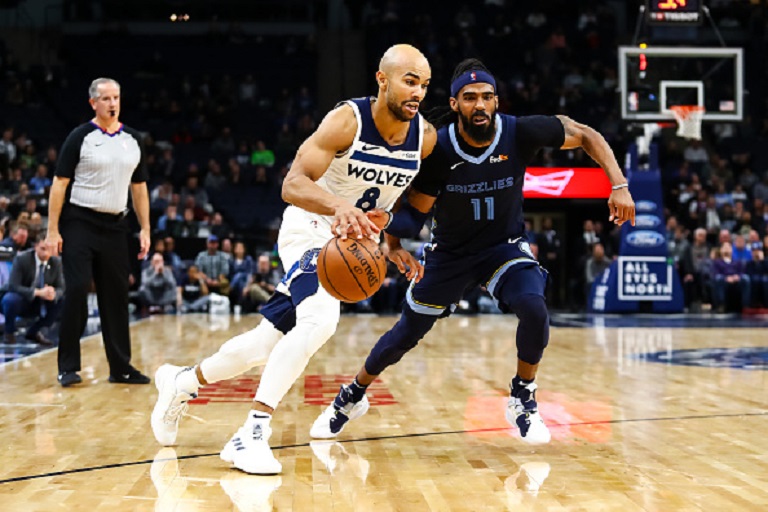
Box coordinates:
[406,237,548,317]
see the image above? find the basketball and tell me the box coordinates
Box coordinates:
[317,237,387,302]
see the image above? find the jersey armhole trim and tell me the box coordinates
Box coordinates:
[335,100,363,158]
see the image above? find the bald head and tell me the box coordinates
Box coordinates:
[379,44,430,76]
[376,45,431,122]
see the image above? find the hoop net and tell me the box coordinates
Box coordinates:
[669,105,705,140]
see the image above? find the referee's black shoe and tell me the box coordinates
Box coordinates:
[109,369,151,384]
[58,371,83,387]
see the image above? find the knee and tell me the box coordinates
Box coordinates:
[511,294,549,326]
[2,293,20,311]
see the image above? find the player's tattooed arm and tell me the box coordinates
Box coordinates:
[421,121,438,159]
[556,115,635,226]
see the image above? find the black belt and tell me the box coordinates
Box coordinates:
[68,203,127,222]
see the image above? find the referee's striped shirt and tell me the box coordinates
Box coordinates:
[55,121,148,214]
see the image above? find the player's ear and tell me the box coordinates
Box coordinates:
[375,70,387,91]
[449,97,458,112]
[495,95,499,110]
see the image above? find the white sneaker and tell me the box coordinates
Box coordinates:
[230,418,282,475]
[505,381,551,445]
[220,473,282,512]
[219,433,237,464]
[310,386,370,439]
[310,441,370,483]
[150,448,189,511]
[151,365,197,446]
[505,462,551,506]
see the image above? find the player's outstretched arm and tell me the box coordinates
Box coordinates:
[282,104,380,240]
[556,115,636,227]
[375,188,435,282]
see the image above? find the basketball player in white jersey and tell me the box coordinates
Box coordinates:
[151,44,436,474]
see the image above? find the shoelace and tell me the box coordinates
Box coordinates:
[163,394,193,423]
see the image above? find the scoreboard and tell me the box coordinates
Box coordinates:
[646,0,703,25]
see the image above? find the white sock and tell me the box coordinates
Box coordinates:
[254,291,339,409]
[245,410,271,427]
[176,367,200,394]
[199,319,283,384]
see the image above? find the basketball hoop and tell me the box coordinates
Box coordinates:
[669,105,705,140]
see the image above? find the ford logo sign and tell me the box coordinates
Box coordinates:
[636,200,657,212]
[627,230,665,247]
[635,214,661,228]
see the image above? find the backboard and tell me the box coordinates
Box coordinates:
[618,46,743,122]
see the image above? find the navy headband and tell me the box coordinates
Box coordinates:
[450,70,497,98]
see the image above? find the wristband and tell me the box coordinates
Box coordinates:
[384,211,393,229]
[611,183,629,191]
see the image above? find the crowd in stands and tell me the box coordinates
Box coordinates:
[0,0,766,329]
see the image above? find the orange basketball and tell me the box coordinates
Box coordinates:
[317,237,387,303]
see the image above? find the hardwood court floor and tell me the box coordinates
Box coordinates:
[1,313,767,511]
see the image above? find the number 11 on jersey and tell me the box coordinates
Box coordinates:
[471,197,494,220]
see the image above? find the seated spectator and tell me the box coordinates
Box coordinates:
[1,223,29,252]
[12,183,30,207]
[203,160,226,192]
[2,236,63,345]
[28,212,43,241]
[228,241,254,307]
[139,252,177,314]
[748,229,763,253]
[746,249,768,307]
[142,238,167,270]
[711,242,751,312]
[177,207,199,238]
[0,196,11,228]
[732,234,752,262]
[29,164,51,194]
[150,180,174,213]
[211,126,236,155]
[180,176,210,213]
[163,236,183,278]
[156,204,181,235]
[250,140,275,168]
[209,212,233,241]
[681,228,711,309]
[194,235,230,295]
[243,253,282,312]
[221,238,233,261]
[177,264,210,312]
[23,197,37,216]
[585,243,611,300]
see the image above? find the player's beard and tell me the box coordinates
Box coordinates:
[386,93,414,122]
[459,110,495,144]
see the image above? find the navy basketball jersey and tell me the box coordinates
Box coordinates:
[429,114,525,254]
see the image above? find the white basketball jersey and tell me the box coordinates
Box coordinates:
[282,97,424,235]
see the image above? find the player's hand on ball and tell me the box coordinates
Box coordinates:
[388,246,424,282]
[607,187,635,227]
[332,203,381,241]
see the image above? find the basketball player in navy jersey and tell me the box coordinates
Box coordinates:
[312,59,635,445]
[151,44,434,474]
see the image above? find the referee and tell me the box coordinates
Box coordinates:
[47,77,151,387]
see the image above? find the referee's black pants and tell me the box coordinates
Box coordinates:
[57,206,135,376]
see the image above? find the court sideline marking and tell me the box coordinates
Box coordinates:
[2,410,767,485]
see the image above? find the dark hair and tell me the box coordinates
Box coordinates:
[424,58,494,129]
